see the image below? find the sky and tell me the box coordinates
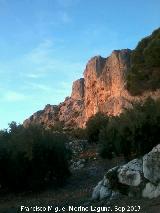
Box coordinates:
[0,0,160,129]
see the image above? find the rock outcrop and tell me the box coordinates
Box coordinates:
[83,49,131,124]
[143,144,160,184]
[23,104,59,128]
[71,78,84,100]
[24,79,85,128]
[92,144,160,200]
[23,49,160,129]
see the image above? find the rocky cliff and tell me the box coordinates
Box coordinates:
[23,79,85,128]
[83,49,131,124]
[23,48,160,129]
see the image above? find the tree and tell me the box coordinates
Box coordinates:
[86,112,109,143]
[99,98,160,161]
[99,117,121,159]
[126,28,160,95]
[0,123,71,191]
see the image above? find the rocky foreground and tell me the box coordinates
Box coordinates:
[92,144,160,201]
[0,141,160,213]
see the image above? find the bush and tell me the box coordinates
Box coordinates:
[126,28,160,95]
[69,128,86,140]
[99,98,160,161]
[99,117,122,159]
[0,123,71,191]
[50,121,64,132]
[85,112,109,143]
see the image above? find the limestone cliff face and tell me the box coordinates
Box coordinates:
[23,49,160,129]
[83,49,131,124]
[71,78,84,100]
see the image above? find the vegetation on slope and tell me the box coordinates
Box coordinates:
[127,28,160,95]
[0,123,71,191]
[85,112,109,143]
[86,98,160,161]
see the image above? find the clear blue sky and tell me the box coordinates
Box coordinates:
[0,0,160,129]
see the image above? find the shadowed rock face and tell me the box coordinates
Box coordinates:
[23,49,160,129]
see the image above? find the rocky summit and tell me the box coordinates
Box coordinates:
[23,48,160,129]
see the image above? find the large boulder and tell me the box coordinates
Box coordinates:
[143,144,160,184]
[92,144,160,201]
[118,159,143,186]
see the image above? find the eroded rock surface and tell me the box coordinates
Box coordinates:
[23,104,59,128]
[83,49,131,123]
[71,78,84,100]
[92,144,160,200]
[24,79,85,129]
[23,49,160,129]
[143,144,160,184]
[118,159,143,187]
[142,182,160,199]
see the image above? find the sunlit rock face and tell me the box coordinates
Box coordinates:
[23,49,160,129]
[83,49,131,125]
[23,78,85,129]
[23,104,59,128]
[58,97,84,128]
[24,50,132,128]
[23,96,84,129]
[71,78,84,100]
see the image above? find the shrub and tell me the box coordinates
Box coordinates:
[0,123,71,191]
[69,128,86,140]
[85,112,109,143]
[51,121,64,132]
[126,28,160,95]
[99,98,160,161]
[99,117,122,159]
